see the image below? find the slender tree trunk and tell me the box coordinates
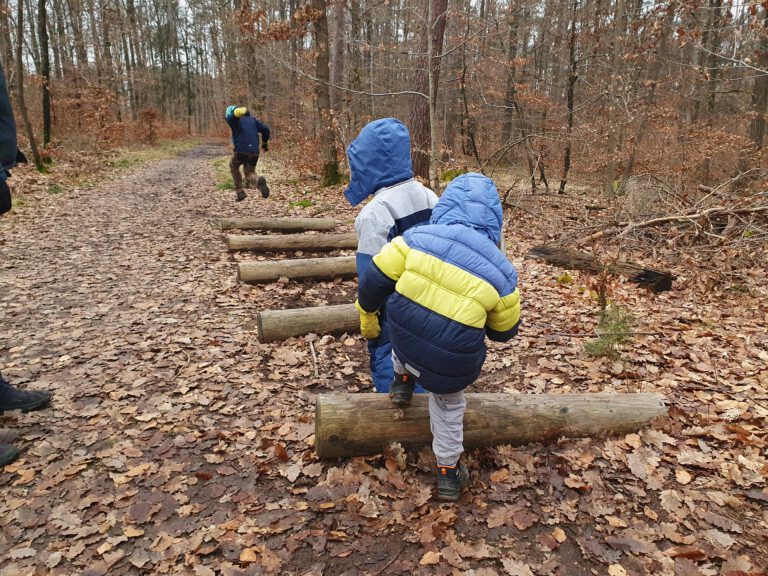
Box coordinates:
[15,0,43,169]
[559,0,578,194]
[603,0,626,196]
[747,10,768,149]
[409,0,448,184]
[311,0,340,186]
[331,0,345,113]
[38,0,51,146]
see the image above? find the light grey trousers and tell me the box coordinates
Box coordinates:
[392,353,466,467]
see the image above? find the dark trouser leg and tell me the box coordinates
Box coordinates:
[229,154,244,190]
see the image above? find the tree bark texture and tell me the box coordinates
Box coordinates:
[38,0,51,146]
[219,217,336,232]
[226,232,357,252]
[310,0,340,186]
[257,303,358,342]
[527,245,674,292]
[238,256,357,284]
[15,0,42,168]
[315,393,668,458]
[409,0,448,182]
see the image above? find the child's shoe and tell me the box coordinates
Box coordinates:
[436,462,469,502]
[389,372,415,407]
[256,177,270,198]
[235,189,247,202]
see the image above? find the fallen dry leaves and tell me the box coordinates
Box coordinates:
[0,144,766,575]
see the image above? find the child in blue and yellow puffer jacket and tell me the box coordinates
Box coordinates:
[356,173,520,501]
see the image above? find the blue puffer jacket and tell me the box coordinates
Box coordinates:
[225,107,270,154]
[0,66,17,182]
[358,173,521,393]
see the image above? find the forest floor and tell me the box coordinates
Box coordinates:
[0,142,766,576]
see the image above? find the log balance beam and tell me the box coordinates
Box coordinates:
[315,392,667,458]
[226,232,357,252]
[219,217,336,232]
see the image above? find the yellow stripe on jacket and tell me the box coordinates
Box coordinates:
[375,241,505,329]
[486,288,521,332]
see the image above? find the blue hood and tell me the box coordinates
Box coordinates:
[431,173,503,245]
[344,118,414,207]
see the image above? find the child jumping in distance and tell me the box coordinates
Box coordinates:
[225,105,270,202]
[356,173,521,501]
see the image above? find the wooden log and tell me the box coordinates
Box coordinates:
[227,232,357,252]
[315,392,667,459]
[238,256,357,284]
[257,303,358,342]
[527,245,674,292]
[219,217,336,232]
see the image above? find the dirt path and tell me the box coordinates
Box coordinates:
[1,145,766,576]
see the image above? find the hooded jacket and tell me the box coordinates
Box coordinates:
[225,107,270,154]
[346,118,437,275]
[357,173,521,393]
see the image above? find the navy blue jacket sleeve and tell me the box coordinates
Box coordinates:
[358,261,397,313]
[257,120,270,143]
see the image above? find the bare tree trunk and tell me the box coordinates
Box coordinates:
[311,0,340,186]
[603,0,626,196]
[330,0,345,113]
[15,0,43,169]
[409,0,448,183]
[38,0,51,146]
[748,10,768,149]
[558,0,578,194]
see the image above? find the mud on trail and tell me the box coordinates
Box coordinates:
[1,144,767,575]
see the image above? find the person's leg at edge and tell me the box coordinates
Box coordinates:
[430,390,469,501]
[0,371,53,467]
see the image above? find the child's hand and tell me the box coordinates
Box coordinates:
[355,300,381,340]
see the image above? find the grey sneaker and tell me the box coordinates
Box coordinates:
[436,463,470,502]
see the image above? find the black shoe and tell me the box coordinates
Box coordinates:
[389,372,415,407]
[0,443,20,466]
[0,377,52,414]
[256,177,270,199]
[235,189,247,202]
[436,463,470,502]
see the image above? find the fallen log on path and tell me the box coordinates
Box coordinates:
[227,232,357,252]
[527,245,674,292]
[219,217,336,232]
[257,303,358,342]
[315,392,667,459]
[238,256,357,284]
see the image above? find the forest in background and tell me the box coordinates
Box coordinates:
[1,0,767,197]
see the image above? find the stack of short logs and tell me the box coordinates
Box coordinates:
[222,216,358,342]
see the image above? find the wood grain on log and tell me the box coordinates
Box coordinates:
[227,232,357,252]
[257,303,358,342]
[238,256,357,284]
[527,245,674,292]
[315,392,667,458]
[219,217,336,232]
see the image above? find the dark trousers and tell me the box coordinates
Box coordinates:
[229,152,260,190]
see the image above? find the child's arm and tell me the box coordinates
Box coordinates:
[486,287,520,342]
[357,236,410,313]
